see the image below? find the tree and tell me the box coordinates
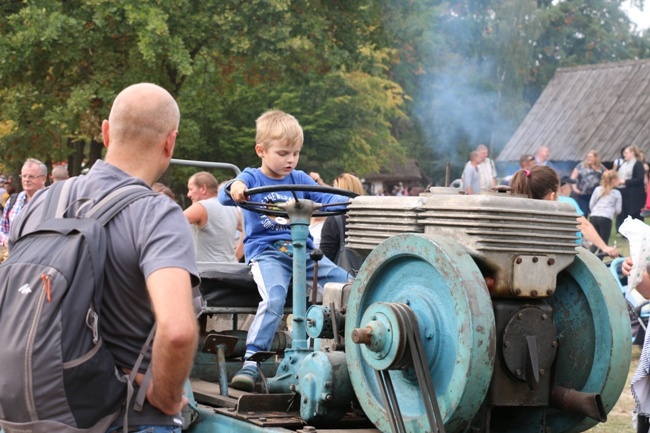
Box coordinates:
[528,0,646,102]
[0,0,222,175]
[0,0,409,187]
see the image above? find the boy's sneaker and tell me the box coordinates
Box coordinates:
[231,365,258,392]
[641,208,650,217]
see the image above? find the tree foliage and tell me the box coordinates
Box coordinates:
[0,0,648,186]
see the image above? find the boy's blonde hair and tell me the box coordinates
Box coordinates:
[255,110,304,149]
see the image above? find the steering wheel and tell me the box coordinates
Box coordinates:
[237,184,358,217]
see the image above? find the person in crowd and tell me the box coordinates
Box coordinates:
[308,172,328,248]
[613,146,626,171]
[588,170,621,254]
[1,181,15,208]
[218,110,351,392]
[569,150,606,217]
[535,145,553,167]
[615,145,645,230]
[0,177,7,208]
[502,154,535,186]
[309,171,327,186]
[622,257,650,432]
[320,173,365,263]
[184,171,240,269]
[0,158,47,247]
[476,144,497,191]
[520,154,536,170]
[218,180,245,262]
[152,182,176,200]
[462,151,482,195]
[50,165,69,183]
[309,215,325,248]
[510,166,619,257]
[9,83,199,432]
[394,182,408,196]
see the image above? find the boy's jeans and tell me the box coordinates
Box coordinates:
[246,247,349,354]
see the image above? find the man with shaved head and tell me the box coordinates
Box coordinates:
[10,83,199,432]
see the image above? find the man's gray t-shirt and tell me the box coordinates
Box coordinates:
[10,160,199,425]
[193,197,239,269]
[462,163,481,195]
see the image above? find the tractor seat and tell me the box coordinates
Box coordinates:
[199,262,294,309]
[199,263,260,308]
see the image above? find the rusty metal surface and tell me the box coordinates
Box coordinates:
[201,334,239,357]
[489,300,557,407]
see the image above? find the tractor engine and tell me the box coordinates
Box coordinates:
[316,187,631,433]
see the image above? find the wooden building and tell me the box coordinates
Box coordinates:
[497,59,650,175]
[363,159,429,195]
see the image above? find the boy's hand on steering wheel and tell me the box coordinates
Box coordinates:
[229,181,248,202]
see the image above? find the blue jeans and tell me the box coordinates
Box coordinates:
[246,247,349,355]
[106,426,180,433]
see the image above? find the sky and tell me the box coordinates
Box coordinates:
[622,0,650,31]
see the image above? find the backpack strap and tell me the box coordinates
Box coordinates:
[84,184,156,225]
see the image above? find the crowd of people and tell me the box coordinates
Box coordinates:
[460,144,650,258]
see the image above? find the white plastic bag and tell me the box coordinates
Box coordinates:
[619,216,650,292]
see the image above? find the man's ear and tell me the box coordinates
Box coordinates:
[101,120,110,149]
[164,130,178,158]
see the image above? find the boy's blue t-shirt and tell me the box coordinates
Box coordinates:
[218,168,350,261]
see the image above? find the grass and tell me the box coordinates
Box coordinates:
[587,345,640,433]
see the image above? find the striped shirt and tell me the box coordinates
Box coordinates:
[0,191,27,245]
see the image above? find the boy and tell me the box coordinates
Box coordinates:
[218,110,350,391]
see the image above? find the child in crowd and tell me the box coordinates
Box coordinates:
[510,166,619,258]
[218,110,350,391]
[588,170,622,253]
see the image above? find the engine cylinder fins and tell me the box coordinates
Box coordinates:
[346,233,496,433]
[487,248,631,433]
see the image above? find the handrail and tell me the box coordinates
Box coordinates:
[170,158,241,176]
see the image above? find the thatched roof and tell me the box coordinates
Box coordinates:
[364,159,428,182]
[497,59,650,163]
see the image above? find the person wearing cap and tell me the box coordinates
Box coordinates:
[502,154,535,186]
[519,154,535,170]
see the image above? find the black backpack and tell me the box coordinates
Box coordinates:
[0,177,154,432]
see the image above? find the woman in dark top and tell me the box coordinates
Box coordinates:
[320,173,365,262]
[569,149,605,217]
[615,145,646,230]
